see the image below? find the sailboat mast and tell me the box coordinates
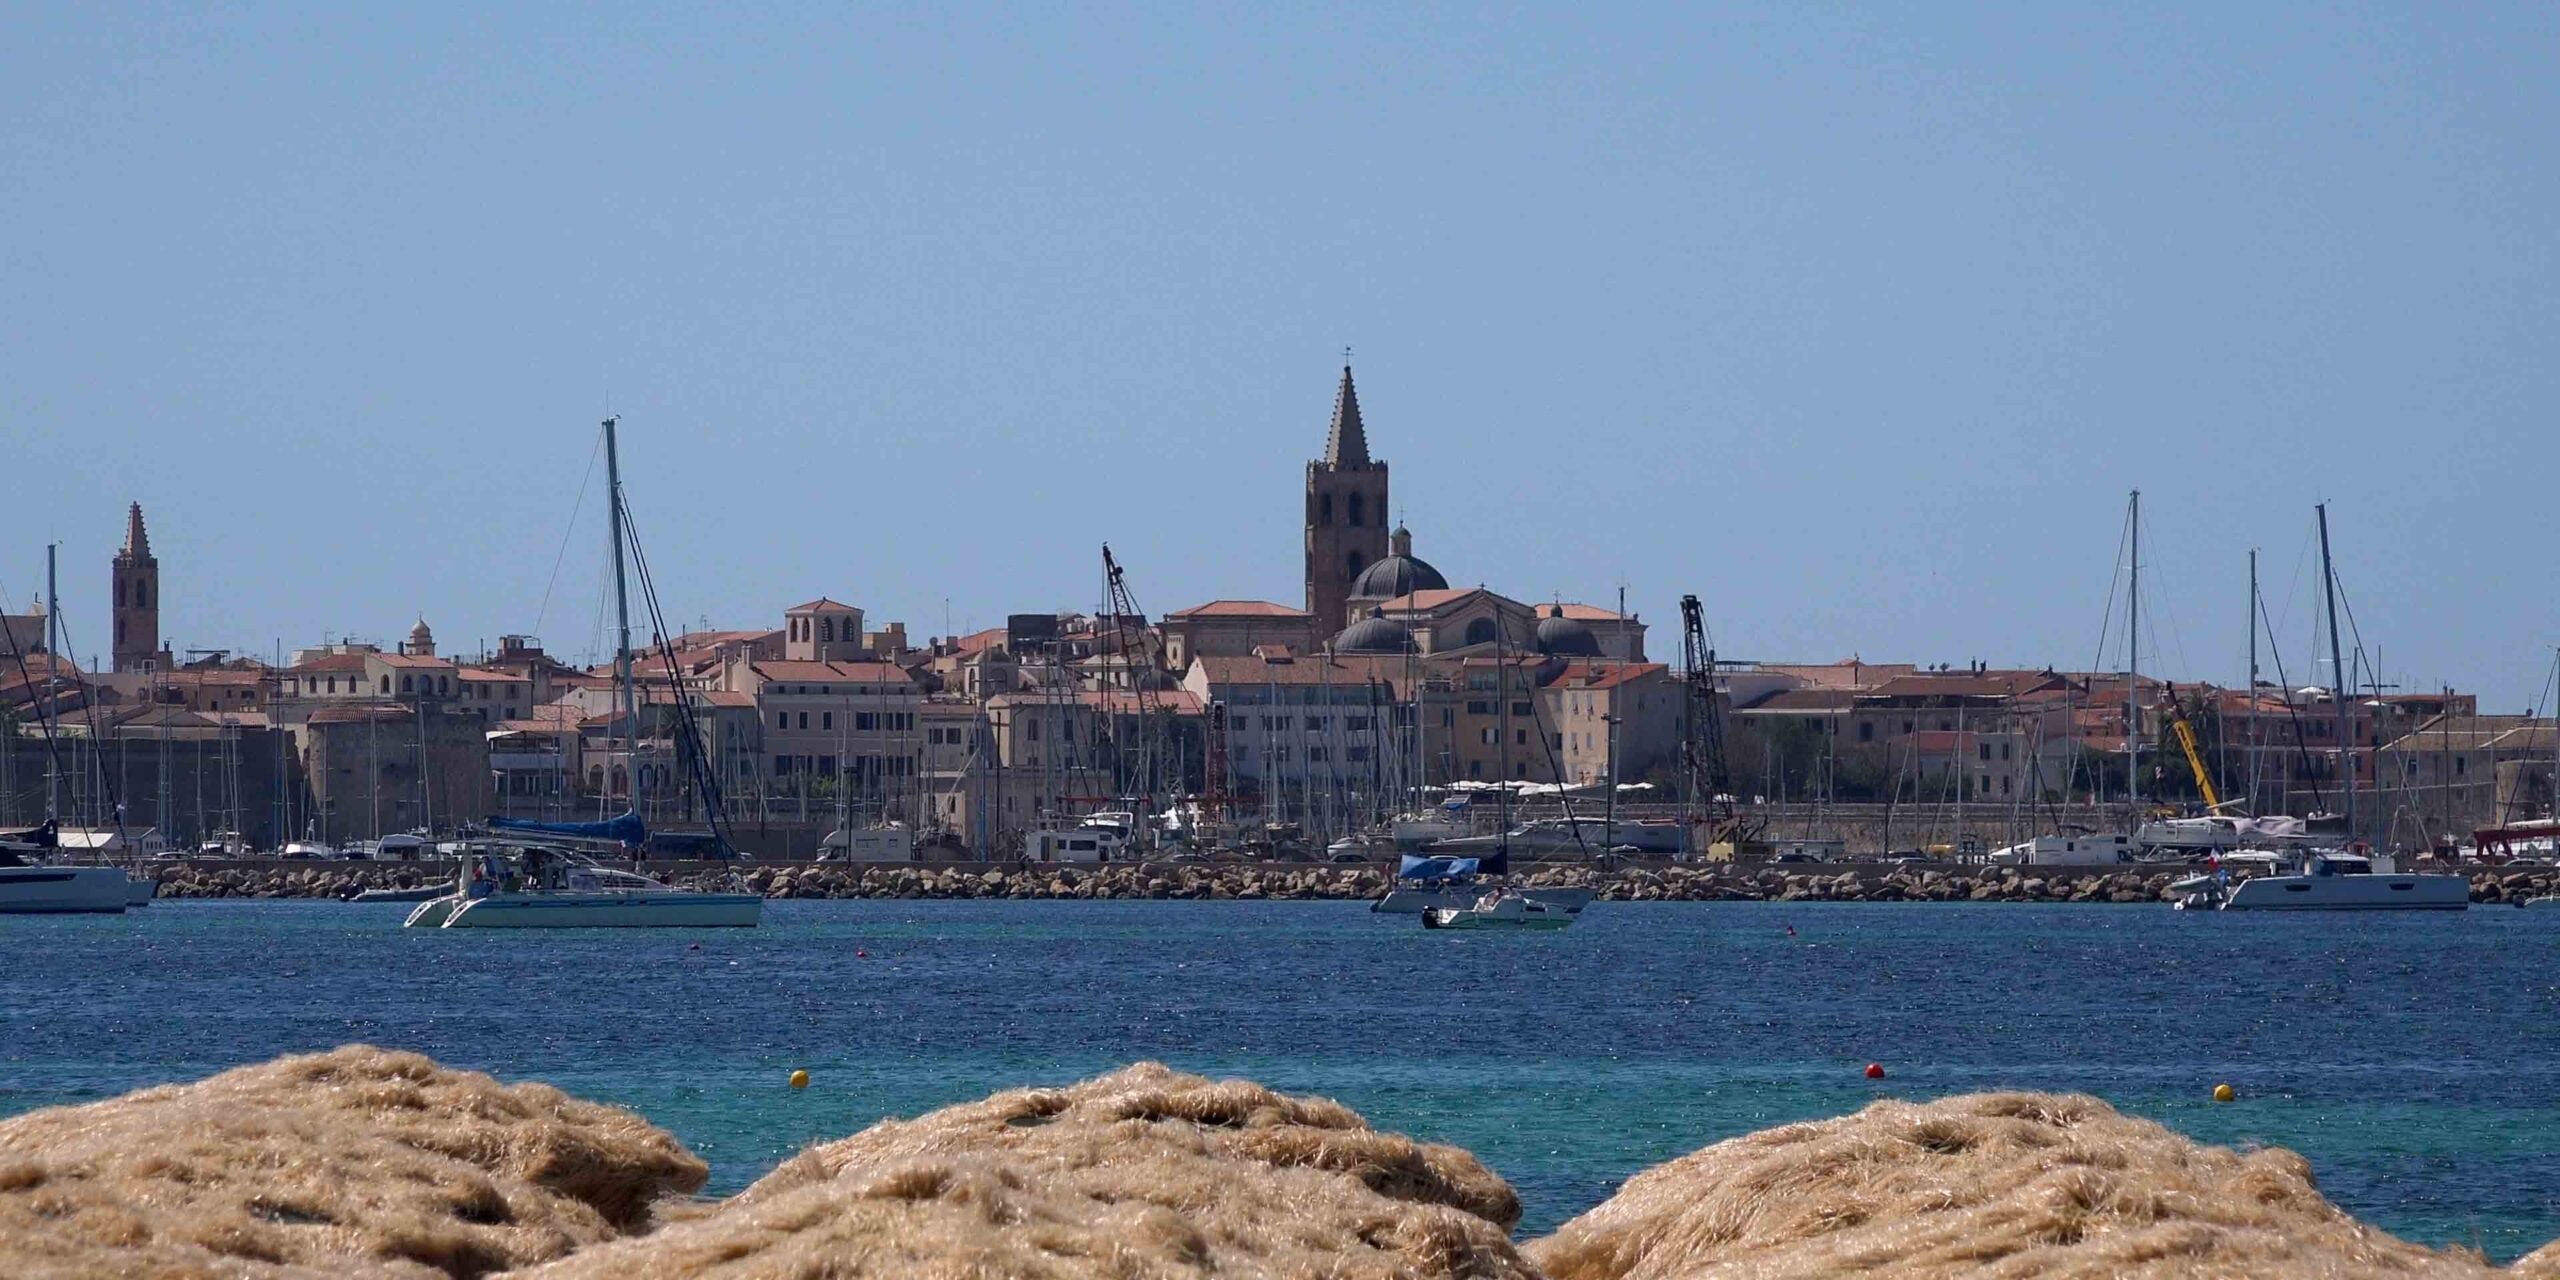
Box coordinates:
[2317,503,2352,844]
[603,417,641,817]
[2126,489,2140,810]
[44,543,59,819]
[1494,606,1512,849]
[2246,548,2260,814]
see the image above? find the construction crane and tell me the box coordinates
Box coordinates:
[1680,593,1764,859]
[2159,685,2223,812]
[1100,544,1167,843]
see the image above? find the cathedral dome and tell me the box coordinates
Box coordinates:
[1332,608,1414,654]
[1349,525,1447,600]
[1533,605,1601,658]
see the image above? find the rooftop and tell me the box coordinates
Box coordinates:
[1166,600,1313,621]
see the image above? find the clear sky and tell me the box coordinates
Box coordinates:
[6,5,2555,705]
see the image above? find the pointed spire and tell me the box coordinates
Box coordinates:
[1324,363,1370,467]
[121,502,152,561]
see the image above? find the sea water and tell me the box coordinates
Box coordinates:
[3,899,2556,1260]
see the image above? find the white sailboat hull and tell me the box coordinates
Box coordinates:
[429,891,764,928]
[125,874,157,906]
[0,865,130,914]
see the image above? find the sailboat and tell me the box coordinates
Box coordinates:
[405,418,760,929]
[0,820,129,914]
[2175,505,2468,912]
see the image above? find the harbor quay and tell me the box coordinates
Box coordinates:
[137,854,2560,906]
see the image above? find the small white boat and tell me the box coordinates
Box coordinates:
[2134,813,2309,854]
[404,845,761,929]
[2517,896,2560,910]
[1375,882,1596,915]
[1422,889,1574,931]
[2175,850,2468,912]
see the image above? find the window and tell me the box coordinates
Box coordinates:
[1480,728,1496,745]
[1346,746,1369,762]
[1464,617,1498,647]
[1513,701,1532,718]
[797,712,809,729]
[1979,743,1991,762]
[821,712,832,730]
[1515,729,1528,745]
[775,712,787,729]
[1346,549,1363,581]
[1308,747,1328,763]
[856,713,878,731]
[381,676,391,694]
[400,676,413,693]
[774,756,794,775]
[1348,492,1365,526]
[1319,493,1333,524]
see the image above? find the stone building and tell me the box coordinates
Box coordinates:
[111,503,171,673]
[299,702,497,843]
[1303,364,1390,630]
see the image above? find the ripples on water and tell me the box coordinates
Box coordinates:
[3,899,2556,1259]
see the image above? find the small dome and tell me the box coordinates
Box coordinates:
[1533,605,1601,657]
[409,617,433,644]
[1349,526,1448,600]
[1333,609,1413,654]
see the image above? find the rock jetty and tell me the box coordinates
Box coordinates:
[5,1052,2554,1278]
[142,860,2560,906]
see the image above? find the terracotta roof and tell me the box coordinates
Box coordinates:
[1166,600,1313,621]
[948,626,1009,656]
[290,653,371,674]
[370,653,455,671]
[1755,661,1918,691]
[456,667,530,683]
[784,597,859,613]
[1079,689,1207,716]
[1547,661,1670,690]
[748,660,916,685]
[1553,603,1631,622]
[1375,588,1483,612]
[1737,688,1857,713]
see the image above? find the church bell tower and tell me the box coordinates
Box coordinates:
[111,502,166,673]
[1304,363,1391,629]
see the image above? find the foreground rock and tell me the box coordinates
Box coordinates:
[0,1046,706,1279]
[521,1061,1533,1280]
[1528,1091,2506,1280]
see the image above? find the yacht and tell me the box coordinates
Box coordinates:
[1388,810,1469,848]
[404,844,761,928]
[2174,850,2468,912]
[1987,833,2141,866]
[1422,888,1574,931]
[1370,852,1595,915]
[0,824,128,915]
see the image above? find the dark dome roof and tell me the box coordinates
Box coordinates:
[1533,605,1602,657]
[1350,552,1448,600]
[1333,610,1414,654]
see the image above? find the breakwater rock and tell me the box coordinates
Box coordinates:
[142,859,2560,906]
[6,1052,2551,1278]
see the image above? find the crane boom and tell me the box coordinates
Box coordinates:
[2160,688,2222,811]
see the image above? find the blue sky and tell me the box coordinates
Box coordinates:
[6,5,2555,705]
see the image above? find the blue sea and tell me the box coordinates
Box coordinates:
[5,900,2558,1261]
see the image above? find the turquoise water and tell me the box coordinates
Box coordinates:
[4,899,2558,1260]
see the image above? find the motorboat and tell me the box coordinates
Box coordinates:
[0,824,128,914]
[2518,895,2560,910]
[404,844,761,929]
[351,883,450,904]
[1422,889,1574,931]
[1389,810,1469,849]
[280,839,342,860]
[2174,850,2469,912]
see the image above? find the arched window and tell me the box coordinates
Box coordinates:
[1346,550,1364,582]
[1348,493,1365,527]
[1319,493,1333,525]
[1464,617,1498,647]
[821,618,833,643]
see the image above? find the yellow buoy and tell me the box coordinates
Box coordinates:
[789,1069,810,1090]
[2212,1083,2235,1103]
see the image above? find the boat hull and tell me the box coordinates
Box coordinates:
[1374,885,1596,915]
[125,874,157,906]
[0,865,130,914]
[431,891,764,928]
[354,884,453,904]
[2218,874,2469,911]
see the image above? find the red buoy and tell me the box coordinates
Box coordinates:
[1864,1063,1885,1080]
[856,949,869,959]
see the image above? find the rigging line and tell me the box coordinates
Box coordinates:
[0,585,70,812]
[2271,526,2314,644]
[2256,579,2326,813]
[532,431,606,643]
[45,603,128,843]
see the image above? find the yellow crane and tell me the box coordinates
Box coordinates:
[2159,687,2221,811]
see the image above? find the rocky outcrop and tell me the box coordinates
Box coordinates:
[0,1046,705,1279]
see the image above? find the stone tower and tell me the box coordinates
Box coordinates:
[1304,364,1390,628]
[111,502,166,673]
